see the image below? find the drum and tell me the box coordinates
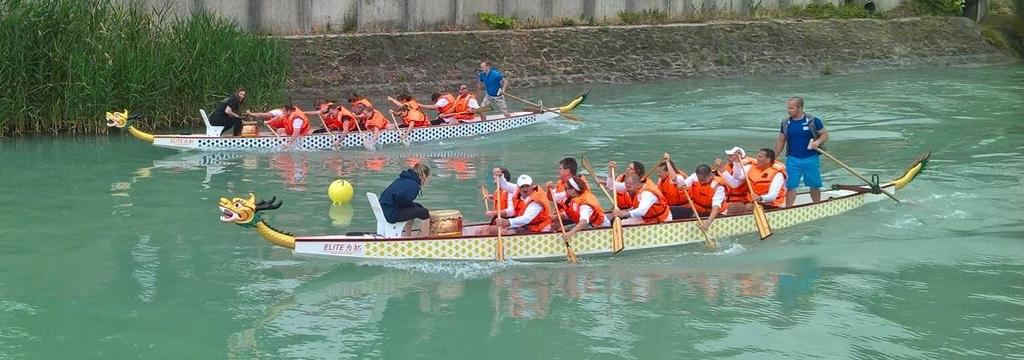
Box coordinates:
[240,122,259,137]
[429,209,463,238]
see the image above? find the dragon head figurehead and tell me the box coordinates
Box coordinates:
[219,194,282,227]
[105,109,143,128]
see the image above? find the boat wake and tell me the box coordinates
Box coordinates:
[360,259,528,279]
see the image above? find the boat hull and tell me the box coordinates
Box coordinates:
[152,111,554,151]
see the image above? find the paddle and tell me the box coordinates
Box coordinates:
[480,183,491,212]
[816,149,900,203]
[641,159,667,182]
[504,93,583,122]
[547,185,579,264]
[388,111,411,146]
[261,120,280,138]
[494,178,507,262]
[579,154,624,254]
[734,160,773,240]
[659,155,717,250]
[352,114,375,150]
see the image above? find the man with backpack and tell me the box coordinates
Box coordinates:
[774,97,829,207]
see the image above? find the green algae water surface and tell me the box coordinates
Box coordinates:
[0,65,1022,359]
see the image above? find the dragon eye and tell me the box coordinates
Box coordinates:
[235,201,243,207]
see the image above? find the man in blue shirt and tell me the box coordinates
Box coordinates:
[476,61,511,119]
[774,97,829,207]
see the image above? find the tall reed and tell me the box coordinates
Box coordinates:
[0,0,288,135]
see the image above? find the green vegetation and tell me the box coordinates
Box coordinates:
[477,12,518,29]
[981,25,1010,48]
[0,0,288,135]
[782,3,876,18]
[618,9,670,24]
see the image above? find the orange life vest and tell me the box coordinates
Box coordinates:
[402,106,430,127]
[492,188,510,213]
[687,177,725,213]
[555,176,590,213]
[721,157,757,203]
[512,187,552,233]
[629,180,670,224]
[564,190,605,227]
[658,171,689,206]
[323,106,357,131]
[452,94,478,120]
[438,93,457,115]
[747,163,788,208]
[281,108,311,135]
[363,109,388,130]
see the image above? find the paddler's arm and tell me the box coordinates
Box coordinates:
[719,161,745,188]
[507,202,542,227]
[809,129,829,150]
[564,205,594,239]
[701,186,727,231]
[386,96,403,108]
[754,173,786,204]
[498,78,508,96]
[495,175,519,196]
[627,192,657,218]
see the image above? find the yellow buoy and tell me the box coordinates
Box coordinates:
[328,179,354,205]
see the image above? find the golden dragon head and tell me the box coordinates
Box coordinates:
[105,109,143,128]
[219,194,282,227]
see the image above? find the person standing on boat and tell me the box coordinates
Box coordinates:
[774,97,828,207]
[379,163,433,237]
[611,173,671,225]
[209,88,246,136]
[491,174,552,234]
[731,149,788,209]
[554,175,609,241]
[477,61,511,119]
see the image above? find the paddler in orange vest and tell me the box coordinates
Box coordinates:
[730,148,788,210]
[387,94,431,140]
[351,98,389,151]
[715,147,758,214]
[606,160,647,209]
[491,174,552,235]
[679,163,727,232]
[552,174,609,240]
[309,101,359,148]
[447,84,482,123]
[610,173,672,225]
[420,90,459,124]
[250,104,310,149]
[484,167,513,222]
[550,157,589,215]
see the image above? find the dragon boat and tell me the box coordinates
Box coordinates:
[218,152,929,262]
[104,93,586,151]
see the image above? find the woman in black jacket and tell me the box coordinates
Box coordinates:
[379,163,432,237]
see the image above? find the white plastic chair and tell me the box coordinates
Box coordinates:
[366,192,408,238]
[199,109,225,137]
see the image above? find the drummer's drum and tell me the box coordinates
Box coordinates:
[240,122,259,137]
[429,209,463,238]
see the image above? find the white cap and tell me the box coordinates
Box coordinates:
[724,147,746,158]
[516,174,533,187]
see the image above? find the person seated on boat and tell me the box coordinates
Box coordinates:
[606,160,646,209]
[449,85,482,123]
[209,87,246,136]
[715,147,757,214]
[270,105,311,149]
[490,174,552,235]
[484,167,513,223]
[610,173,671,225]
[310,101,359,148]
[654,153,691,219]
[419,91,457,125]
[379,162,433,237]
[348,93,373,108]
[551,157,588,215]
[352,101,389,150]
[553,174,609,241]
[729,148,788,210]
[681,164,727,231]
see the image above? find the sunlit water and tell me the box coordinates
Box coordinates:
[1,65,1022,359]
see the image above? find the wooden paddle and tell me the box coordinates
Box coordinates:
[388,111,411,146]
[580,154,624,254]
[547,185,579,264]
[641,159,667,181]
[494,180,507,262]
[316,113,333,135]
[504,93,583,122]
[815,149,899,203]
[680,181,719,251]
[261,120,280,138]
[480,183,491,212]
[733,159,773,240]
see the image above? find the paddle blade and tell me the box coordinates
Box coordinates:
[612,217,624,254]
[753,203,773,240]
[565,243,578,264]
[495,236,506,262]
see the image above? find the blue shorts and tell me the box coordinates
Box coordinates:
[785,155,823,190]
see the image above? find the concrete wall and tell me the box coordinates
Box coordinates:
[131,0,895,35]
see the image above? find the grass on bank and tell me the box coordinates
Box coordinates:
[0,0,289,136]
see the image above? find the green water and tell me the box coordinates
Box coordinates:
[1,65,1022,359]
